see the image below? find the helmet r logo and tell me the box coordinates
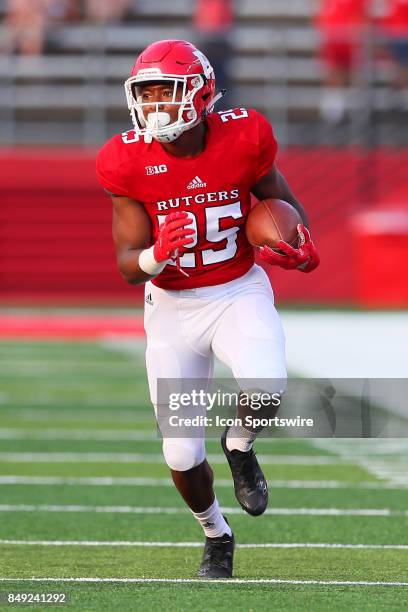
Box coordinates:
[193,49,215,79]
[121,130,139,144]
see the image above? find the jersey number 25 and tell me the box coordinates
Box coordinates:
[158,201,243,268]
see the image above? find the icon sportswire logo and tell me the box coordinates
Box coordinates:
[187,176,207,190]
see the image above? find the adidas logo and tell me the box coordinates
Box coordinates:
[187,175,207,190]
[145,293,153,305]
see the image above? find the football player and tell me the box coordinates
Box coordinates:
[96,39,319,579]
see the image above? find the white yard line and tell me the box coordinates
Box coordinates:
[313,440,408,454]
[1,540,407,550]
[313,440,408,486]
[0,476,185,486]
[0,407,145,418]
[0,452,353,464]
[1,476,399,488]
[0,429,299,443]
[0,577,407,587]
[0,453,165,463]
[0,429,158,441]
[0,504,402,516]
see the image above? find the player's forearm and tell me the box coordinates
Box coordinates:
[117,249,157,285]
[274,173,309,227]
[252,167,309,227]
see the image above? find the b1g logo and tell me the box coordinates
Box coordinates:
[145,164,168,175]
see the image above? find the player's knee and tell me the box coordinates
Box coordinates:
[240,387,283,414]
[241,375,287,397]
[162,438,205,471]
[235,356,287,391]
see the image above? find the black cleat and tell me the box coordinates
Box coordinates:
[198,523,234,579]
[221,427,268,516]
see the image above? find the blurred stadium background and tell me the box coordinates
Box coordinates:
[0,0,407,306]
[0,1,407,607]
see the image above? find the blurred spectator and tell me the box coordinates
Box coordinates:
[83,0,132,24]
[2,0,78,55]
[380,0,408,109]
[316,0,370,122]
[193,0,235,109]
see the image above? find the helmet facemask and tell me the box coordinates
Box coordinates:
[124,73,207,143]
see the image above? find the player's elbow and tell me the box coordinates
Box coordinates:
[117,256,150,286]
[115,256,137,285]
[120,271,137,285]
[118,266,144,285]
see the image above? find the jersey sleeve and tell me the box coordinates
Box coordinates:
[96,137,130,196]
[254,111,278,183]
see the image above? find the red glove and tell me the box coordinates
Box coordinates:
[259,224,320,273]
[153,212,195,262]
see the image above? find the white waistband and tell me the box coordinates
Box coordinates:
[153,265,266,299]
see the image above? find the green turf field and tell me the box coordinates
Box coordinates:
[0,340,407,611]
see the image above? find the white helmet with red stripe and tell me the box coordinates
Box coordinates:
[125,39,218,143]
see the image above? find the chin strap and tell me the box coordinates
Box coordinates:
[206,89,227,113]
[142,91,227,143]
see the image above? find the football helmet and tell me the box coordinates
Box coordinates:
[124,39,218,143]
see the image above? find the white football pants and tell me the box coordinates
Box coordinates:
[144,264,287,471]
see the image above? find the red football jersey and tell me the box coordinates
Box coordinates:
[96,108,277,290]
[316,0,368,27]
[382,0,408,34]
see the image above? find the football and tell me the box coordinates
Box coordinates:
[246,198,302,251]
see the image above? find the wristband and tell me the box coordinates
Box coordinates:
[138,246,167,276]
